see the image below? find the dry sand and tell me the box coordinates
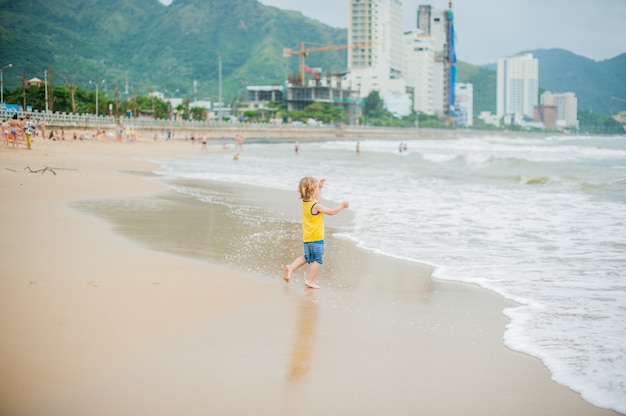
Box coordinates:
[0,136,620,415]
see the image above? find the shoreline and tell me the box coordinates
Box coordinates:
[20,119,578,144]
[1,138,621,415]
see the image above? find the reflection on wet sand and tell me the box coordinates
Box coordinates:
[287,290,318,384]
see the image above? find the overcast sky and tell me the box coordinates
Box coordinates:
[254,0,626,65]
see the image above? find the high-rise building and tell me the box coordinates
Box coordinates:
[347,1,458,119]
[403,30,435,115]
[540,91,579,129]
[415,4,456,120]
[497,54,539,119]
[348,0,407,106]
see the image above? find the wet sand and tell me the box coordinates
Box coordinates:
[0,137,620,415]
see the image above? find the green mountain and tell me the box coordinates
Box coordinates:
[0,0,346,102]
[1,0,623,116]
[529,49,626,116]
[456,61,497,114]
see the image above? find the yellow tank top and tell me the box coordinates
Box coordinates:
[301,200,324,242]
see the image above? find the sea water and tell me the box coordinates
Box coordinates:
[151,134,626,413]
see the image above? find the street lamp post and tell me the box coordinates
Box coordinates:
[89,80,99,117]
[44,68,49,114]
[1,63,13,104]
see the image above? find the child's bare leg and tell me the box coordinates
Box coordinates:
[304,261,322,289]
[284,256,306,283]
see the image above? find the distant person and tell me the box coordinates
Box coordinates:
[23,115,35,149]
[2,119,8,145]
[201,134,208,152]
[9,114,20,148]
[283,177,349,289]
[295,141,299,155]
[39,117,46,140]
[356,141,360,156]
[234,133,244,153]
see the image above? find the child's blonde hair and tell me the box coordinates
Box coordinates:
[298,176,318,200]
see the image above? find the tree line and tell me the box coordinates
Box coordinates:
[2,80,622,134]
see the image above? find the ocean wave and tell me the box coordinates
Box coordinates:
[520,175,551,185]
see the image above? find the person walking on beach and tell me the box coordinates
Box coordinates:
[283,176,349,289]
[23,114,35,150]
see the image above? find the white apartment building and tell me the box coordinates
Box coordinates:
[497,53,539,119]
[541,91,579,129]
[403,30,435,115]
[416,5,454,119]
[454,83,473,126]
[348,0,409,114]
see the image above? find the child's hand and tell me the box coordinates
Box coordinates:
[319,178,326,188]
[342,201,349,209]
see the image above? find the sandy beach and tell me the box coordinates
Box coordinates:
[0,135,620,416]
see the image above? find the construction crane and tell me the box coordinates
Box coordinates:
[283,41,370,86]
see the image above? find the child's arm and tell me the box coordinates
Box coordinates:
[313,201,349,216]
[318,178,326,191]
[313,179,348,215]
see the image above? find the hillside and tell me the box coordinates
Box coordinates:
[527,49,626,115]
[0,0,346,102]
[1,0,624,116]
[456,61,497,114]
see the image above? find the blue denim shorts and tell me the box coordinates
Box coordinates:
[303,240,324,264]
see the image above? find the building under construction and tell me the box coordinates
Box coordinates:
[246,79,363,125]
[284,69,362,125]
[282,42,364,124]
[417,3,457,121]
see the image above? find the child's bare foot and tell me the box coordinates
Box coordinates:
[305,281,320,289]
[283,265,291,283]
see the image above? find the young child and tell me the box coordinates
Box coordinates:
[23,114,35,150]
[283,176,349,289]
